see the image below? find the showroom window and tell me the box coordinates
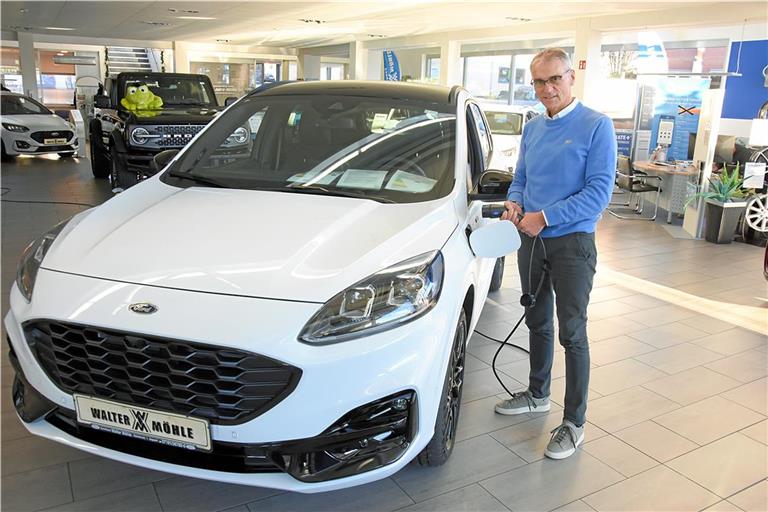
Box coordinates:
[1,46,22,93]
[425,56,440,83]
[320,63,344,80]
[462,51,552,107]
[36,50,76,105]
[192,61,255,104]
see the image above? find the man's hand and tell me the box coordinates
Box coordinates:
[517,211,547,237]
[500,200,523,225]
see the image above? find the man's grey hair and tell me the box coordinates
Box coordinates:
[531,48,572,70]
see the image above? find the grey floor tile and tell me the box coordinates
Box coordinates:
[583,465,719,511]
[702,500,744,511]
[629,305,699,328]
[588,336,656,367]
[552,499,597,511]
[392,435,526,503]
[393,484,509,512]
[727,480,768,512]
[69,456,175,501]
[498,350,567,384]
[588,317,648,342]
[587,285,636,303]
[614,420,699,462]
[692,328,768,356]
[587,387,679,433]
[480,451,623,512]
[635,343,724,375]
[587,301,636,321]
[1,435,92,477]
[464,353,490,373]
[155,477,280,512]
[654,395,765,445]
[246,478,411,512]
[641,366,742,405]
[582,435,658,477]
[456,396,533,442]
[616,294,670,310]
[588,359,667,396]
[741,419,767,445]
[461,368,524,404]
[627,321,710,349]
[219,506,249,512]
[721,377,768,415]
[467,341,529,368]
[1,463,73,512]
[548,376,603,407]
[667,433,768,499]
[41,484,163,512]
[705,349,768,383]
[680,315,740,335]
[490,413,607,463]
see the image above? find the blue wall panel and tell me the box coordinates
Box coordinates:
[722,40,768,120]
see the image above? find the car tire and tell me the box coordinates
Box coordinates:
[90,134,110,178]
[417,308,467,466]
[58,152,75,158]
[489,257,505,292]
[1,140,14,161]
[110,147,138,191]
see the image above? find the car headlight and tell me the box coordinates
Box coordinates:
[129,126,151,145]
[299,251,444,344]
[16,220,69,302]
[2,123,29,133]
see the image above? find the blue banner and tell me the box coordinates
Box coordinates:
[616,130,633,157]
[383,50,401,81]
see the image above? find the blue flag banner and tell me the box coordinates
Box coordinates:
[383,50,401,81]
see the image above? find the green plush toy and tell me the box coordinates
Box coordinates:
[120,83,163,111]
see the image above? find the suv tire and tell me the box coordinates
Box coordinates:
[110,146,138,191]
[90,129,110,178]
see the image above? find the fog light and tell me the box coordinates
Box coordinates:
[15,141,30,149]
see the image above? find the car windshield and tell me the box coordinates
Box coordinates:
[1,95,53,115]
[484,111,523,136]
[162,94,457,204]
[121,75,215,108]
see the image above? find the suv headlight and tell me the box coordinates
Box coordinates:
[299,251,444,344]
[16,220,69,302]
[2,123,29,132]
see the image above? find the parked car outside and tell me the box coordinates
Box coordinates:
[1,92,78,159]
[8,81,515,493]
[481,102,538,173]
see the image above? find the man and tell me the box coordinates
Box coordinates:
[495,48,616,460]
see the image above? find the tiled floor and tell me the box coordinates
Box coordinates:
[2,154,767,512]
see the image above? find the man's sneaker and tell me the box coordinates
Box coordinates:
[494,390,550,415]
[544,420,584,459]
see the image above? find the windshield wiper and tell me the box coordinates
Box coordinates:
[168,170,229,188]
[283,185,395,203]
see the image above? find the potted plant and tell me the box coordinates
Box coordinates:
[686,164,747,244]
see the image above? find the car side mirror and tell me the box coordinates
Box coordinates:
[94,95,111,108]
[224,96,238,107]
[469,221,521,258]
[152,149,180,173]
[468,169,513,202]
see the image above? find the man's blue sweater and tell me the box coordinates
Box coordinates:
[506,102,617,238]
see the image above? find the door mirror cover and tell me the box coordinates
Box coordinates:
[152,149,180,173]
[469,221,521,258]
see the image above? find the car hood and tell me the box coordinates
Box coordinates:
[123,107,222,124]
[2,114,72,131]
[43,180,458,302]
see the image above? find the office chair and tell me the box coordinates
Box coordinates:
[608,155,663,221]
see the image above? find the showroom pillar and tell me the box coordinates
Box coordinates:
[17,31,37,100]
[298,50,321,80]
[572,18,602,108]
[173,41,190,73]
[438,40,461,87]
[348,41,367,80]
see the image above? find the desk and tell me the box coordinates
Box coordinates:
[632,161,699,223]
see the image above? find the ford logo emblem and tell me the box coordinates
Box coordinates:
[129,303,158,314]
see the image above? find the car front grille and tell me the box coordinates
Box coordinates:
[23,320,302,425]
[30,130,74,143]
[155,125,206,147]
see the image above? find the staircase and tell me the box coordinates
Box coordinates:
[105,47,158,77]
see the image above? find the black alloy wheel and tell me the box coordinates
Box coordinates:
[418,308,467,466]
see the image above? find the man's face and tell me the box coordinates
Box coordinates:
[530,58,575,115]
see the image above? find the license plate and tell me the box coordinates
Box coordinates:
[74,395,211,451]
[43,138,67,145]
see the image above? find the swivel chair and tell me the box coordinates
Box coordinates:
[608,155,663,221]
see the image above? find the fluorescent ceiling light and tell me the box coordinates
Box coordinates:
[43,27,75,31]
[177,16,216,20]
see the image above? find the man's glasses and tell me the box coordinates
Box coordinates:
[530,70,572,88]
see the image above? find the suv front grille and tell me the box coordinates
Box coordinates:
[30,130,74,143]
[23,320,302,425]
[155,125,206,147]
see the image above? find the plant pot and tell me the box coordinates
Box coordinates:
[704,199,747,244]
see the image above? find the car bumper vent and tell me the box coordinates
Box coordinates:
[23,320,302,425]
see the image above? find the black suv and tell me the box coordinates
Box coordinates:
[90,72,227,190]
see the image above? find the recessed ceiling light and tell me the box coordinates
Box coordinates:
[367,34,386,38]
[43,26,76,31]
[505,17,532,22]
[177,16,216,20]
[168,8,199,14]
[18,8,28,13]
[141,21,171,27]
[298,19,327,24]
[216,39,231,43]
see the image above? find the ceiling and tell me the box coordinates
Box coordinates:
[0,1,757,48]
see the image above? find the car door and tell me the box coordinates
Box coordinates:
[465,102,498,295]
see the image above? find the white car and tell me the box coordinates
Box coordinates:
[481,103,538,173]
[7,81,516,493]
[1,92,78,159]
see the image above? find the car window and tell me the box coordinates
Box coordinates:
[485,111,523,136]
[164,95,456,204]
[120,76,215,107]
[468,103,491,168]
[1,95,52,115]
